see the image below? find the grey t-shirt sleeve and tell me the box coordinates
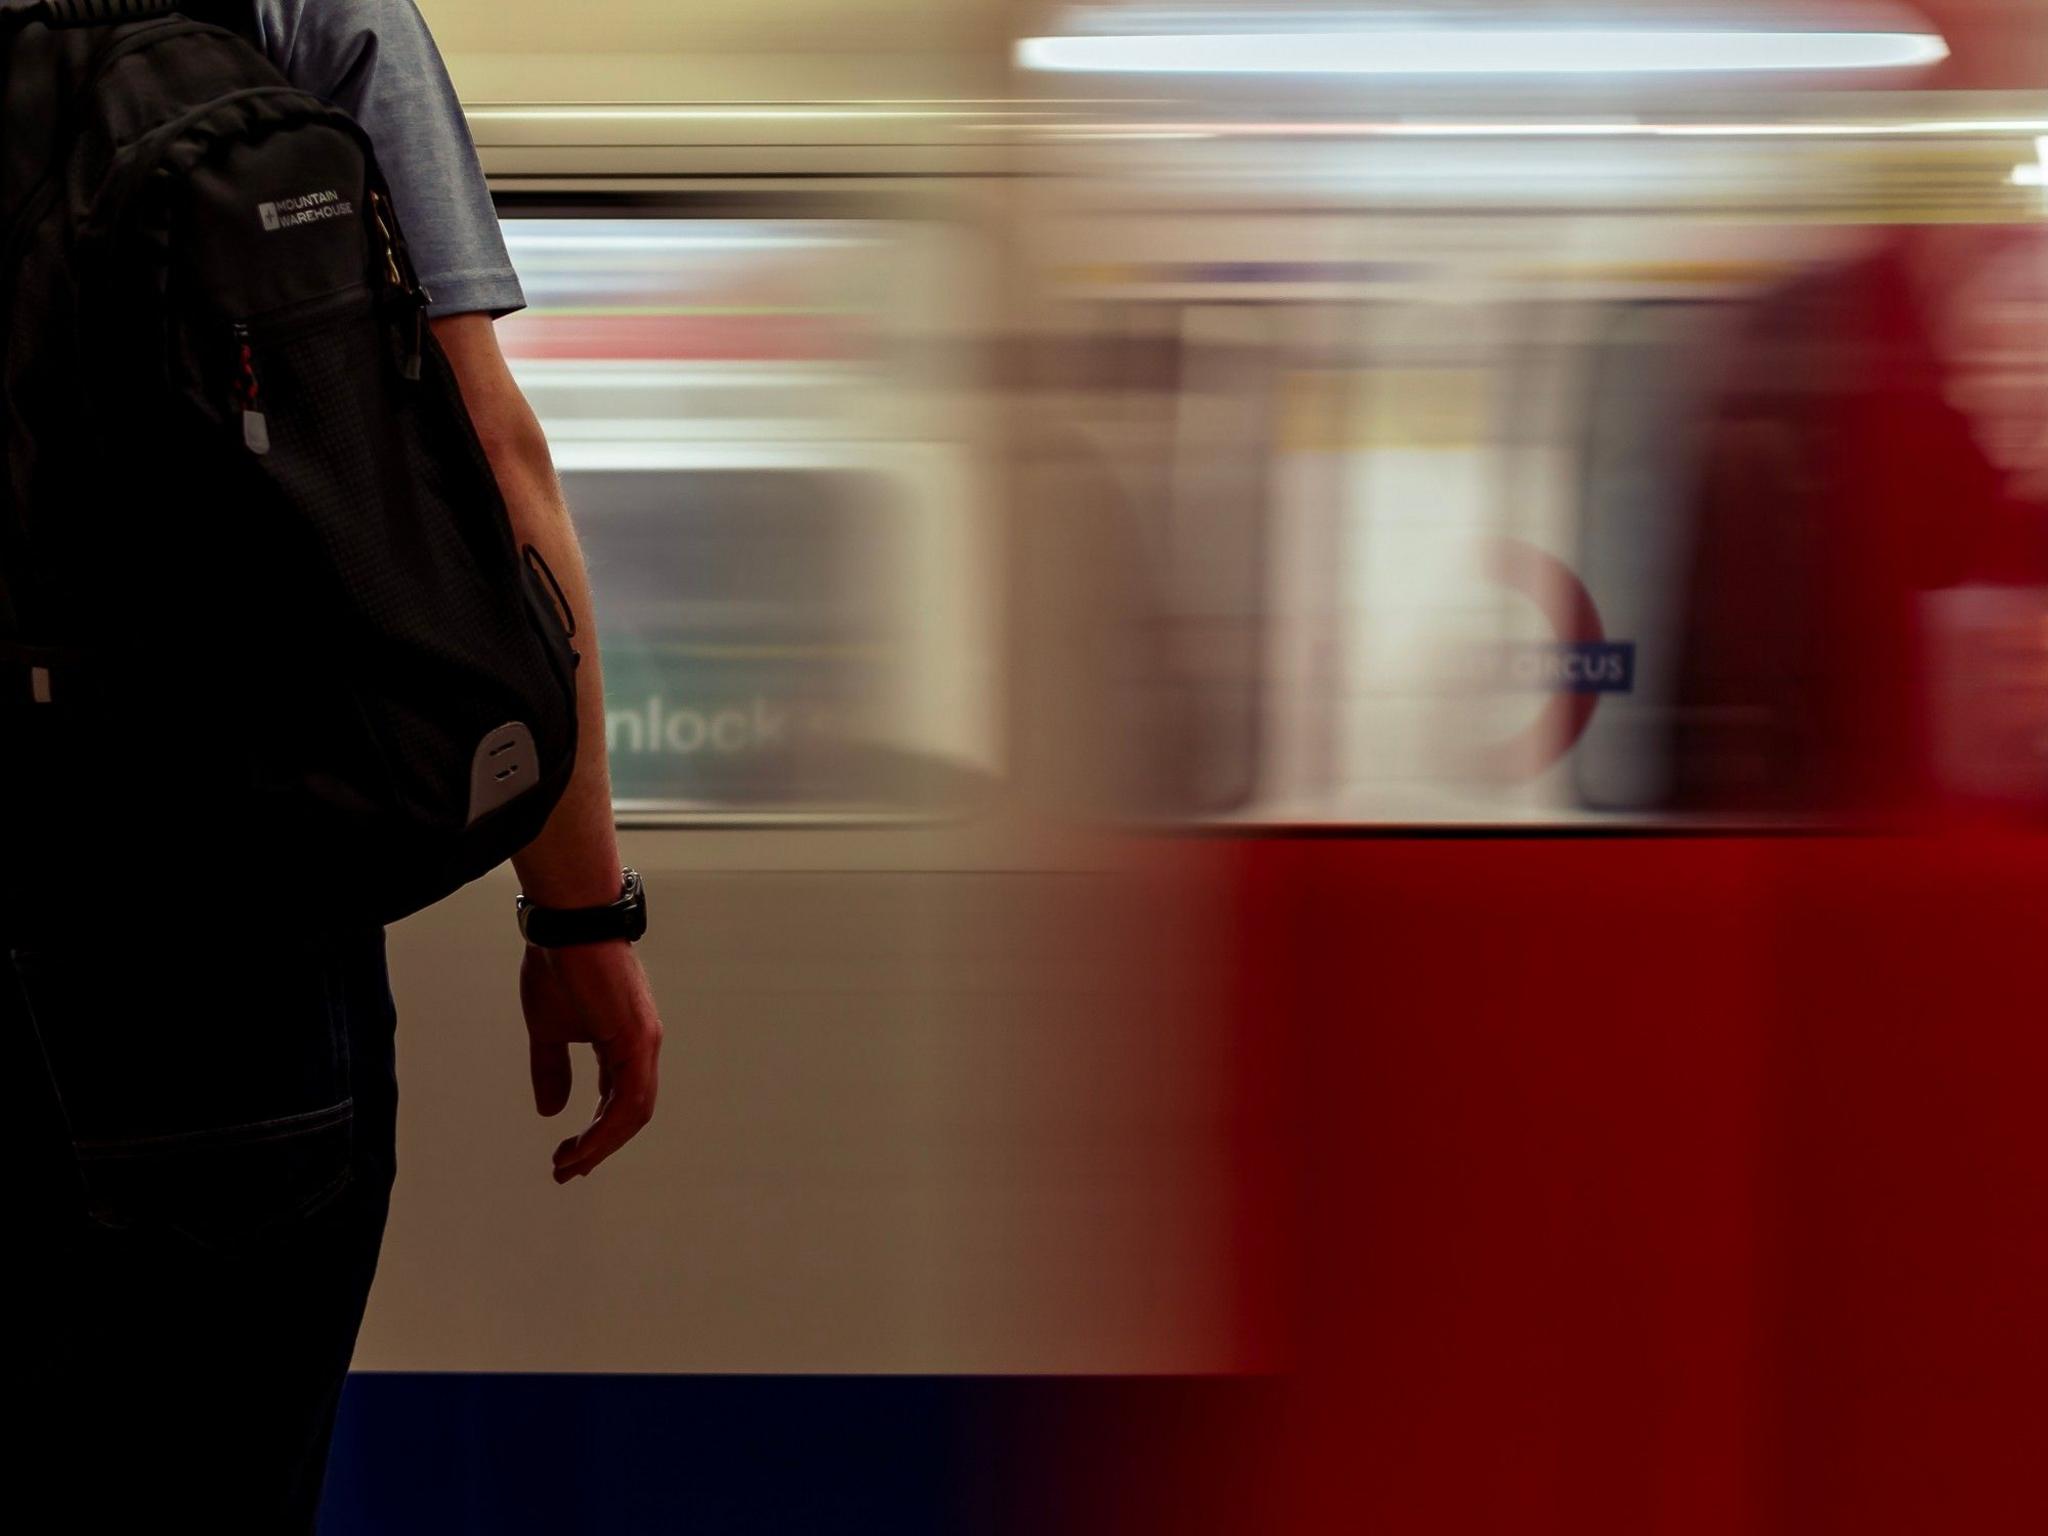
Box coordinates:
[254,0,525,319]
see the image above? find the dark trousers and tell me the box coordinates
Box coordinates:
[5,922,398,1533]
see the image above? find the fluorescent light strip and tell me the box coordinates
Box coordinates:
[1652,118,2045,138]
[1017,29,1949,76]
[502,235,869,252]
[466,106,1037,122]
[1045,118,2048,142]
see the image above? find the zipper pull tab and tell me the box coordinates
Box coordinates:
[233,322,269,454]
[371,187,406,290]
[372,187,427,382]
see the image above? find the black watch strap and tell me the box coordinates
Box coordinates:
[516,867,647,948]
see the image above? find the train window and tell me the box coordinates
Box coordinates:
[1150,303,1278,816]
[1322,298,1527,821]
[1009,298,1277,819]
[1036,215,1822,827]
[1277,282,1764,825]
[1570,301,1742,814]
[497,218,998,819]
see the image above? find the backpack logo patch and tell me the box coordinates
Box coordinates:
[257,190,352,232]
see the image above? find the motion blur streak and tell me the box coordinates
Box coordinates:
[324,2,2048,1531]
[995,0,2048,1529]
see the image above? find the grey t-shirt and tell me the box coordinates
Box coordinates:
[251,0,524,319]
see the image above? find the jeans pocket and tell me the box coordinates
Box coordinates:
[8,936,358,1253]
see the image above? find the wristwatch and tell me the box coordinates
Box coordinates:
[516,867,648,948]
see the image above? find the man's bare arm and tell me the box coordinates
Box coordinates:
[431,312,663,1183]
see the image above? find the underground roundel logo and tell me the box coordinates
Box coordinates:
[1474,537,1636,782]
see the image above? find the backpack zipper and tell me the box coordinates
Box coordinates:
[224,285,371,454]
[230,320,266,453]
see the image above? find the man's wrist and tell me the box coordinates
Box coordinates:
[516,867,647,948]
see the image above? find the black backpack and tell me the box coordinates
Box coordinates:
[0,0,580,931]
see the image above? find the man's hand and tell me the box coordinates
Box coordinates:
[521,940,663,1182]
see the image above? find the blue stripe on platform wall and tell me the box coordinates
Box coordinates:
[320,1373,1276,1536]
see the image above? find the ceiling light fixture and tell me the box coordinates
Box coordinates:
[1040,116,2048,142]
[1017,10,1950,77]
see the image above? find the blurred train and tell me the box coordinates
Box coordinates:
[330,5,2048,1533]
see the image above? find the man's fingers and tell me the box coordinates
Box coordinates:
[551,1088,652,1179]
[530,1039,573,1117]
[551,1041,658,1180]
